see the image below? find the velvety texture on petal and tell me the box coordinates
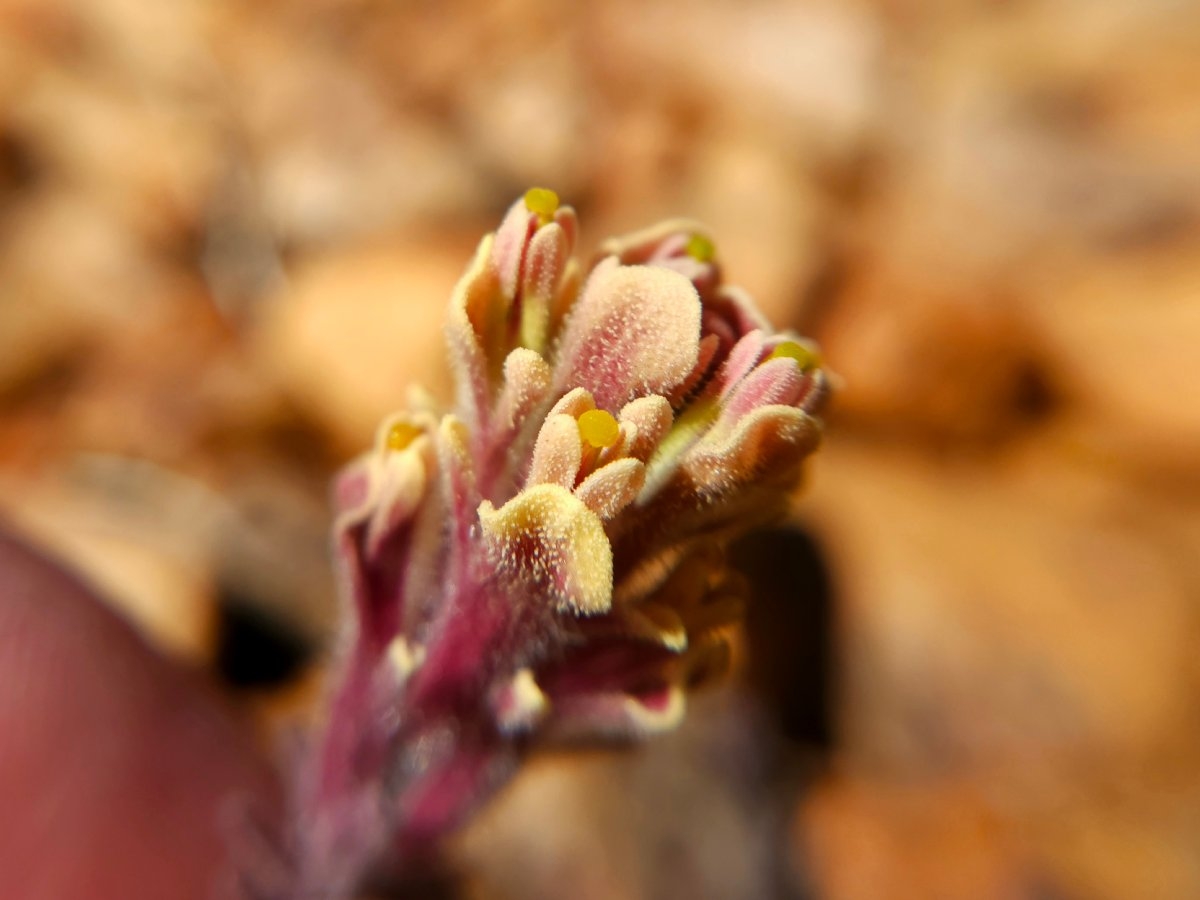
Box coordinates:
[496,348,552,429]
[546,386,596,420]
[553,259,702,410]
[446,235,502,425]
[479,484,613,616]
[618,395,674,463]
[364,437,431,559]
[527,414,583,490]
[716,356,808,430]
[684,405,820,498]
[518,222,569,352]
[574,457,645,520]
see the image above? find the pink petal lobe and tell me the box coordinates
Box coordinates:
[553,259,701,410]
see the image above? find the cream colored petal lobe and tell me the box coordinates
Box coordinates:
[478,484,613,616]
[365,441,430,558]
[546,386,595,420]
[619,395,673,462]
[574,457,645,520]
[446,234,501,421]
[527,414,583,489]
[497,348,552,429]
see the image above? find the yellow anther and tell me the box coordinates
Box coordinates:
[523,187,560,224]
[386,421,422,452]
[768,340,821,372]
[578,408,620,449]
[684,233,715,263]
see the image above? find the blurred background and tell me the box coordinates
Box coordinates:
[1,0,1199,897]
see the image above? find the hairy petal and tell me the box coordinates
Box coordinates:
[712,329,769,402]
[547,386,596,420]
[491,198,540,300]
[618,395,674,463]
[684,405,820,498]
[496,348,552,429]
[553,259,701,410]
[478,484,613,616]
[447,235,502,427]
[364,443,432,559]
[519,222,569,353]
[574,457,645,521]
[527,414,583,490]
[716,357,807,431]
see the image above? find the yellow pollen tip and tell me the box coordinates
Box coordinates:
[523,187,559,223]
[768,340,821,372]
[386,421,422,452]
[578,409,620,449]
[684,233,715,263]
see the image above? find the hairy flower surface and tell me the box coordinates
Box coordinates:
[294,189,828,896]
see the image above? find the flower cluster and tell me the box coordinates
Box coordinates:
[294,189,828,896]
